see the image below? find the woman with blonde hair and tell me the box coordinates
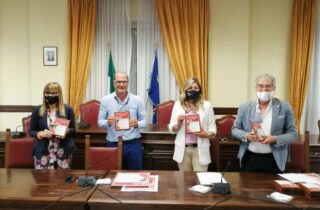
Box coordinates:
[169,78,216,171]
[30,82,76,169]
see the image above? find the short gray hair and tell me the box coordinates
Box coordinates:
[255,73,276,88]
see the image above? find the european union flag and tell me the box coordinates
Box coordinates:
[149,52,160,124]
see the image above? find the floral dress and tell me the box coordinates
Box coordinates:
[34,112,72,169]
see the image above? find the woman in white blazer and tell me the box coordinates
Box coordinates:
[169,78,217,171]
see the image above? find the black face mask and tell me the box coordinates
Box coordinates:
[45,96,59,105]
[186,90,200,100]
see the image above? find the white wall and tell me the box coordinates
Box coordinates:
[0,0,293,130]
[208,0,292,107]
[0,0,67,131]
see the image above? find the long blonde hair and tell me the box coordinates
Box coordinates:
[39,82,66,117]
[179,77,204,111]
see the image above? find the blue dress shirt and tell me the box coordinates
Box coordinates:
[98,92,146,142]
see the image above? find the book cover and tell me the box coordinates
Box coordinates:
[111,172,150,187]
[299,183,320,198]
[121,175,158,192]
[185,114,201,134]
[272,180,302,194]
[115,112,130,131]
[250,122,265,140]
[51,118,70,138]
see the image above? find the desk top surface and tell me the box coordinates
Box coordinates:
[0,169,319,210]
[0,169,105,207]
[88,170,320,210]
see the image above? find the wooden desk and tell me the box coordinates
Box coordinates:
[1,127,319,172]
[0,168,106,209]
[88,171,320,210]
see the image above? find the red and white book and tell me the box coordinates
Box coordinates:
[299,183,320,198]
[250,122,265,140]
[111,172,150,187]
[185,114,201,134]
[51,118,70,139]
[272,180,302,194]
[115,112,130,131]
[121,175,158,192]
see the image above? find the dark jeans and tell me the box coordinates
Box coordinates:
[107,138,143,170]
[241,150,283,173]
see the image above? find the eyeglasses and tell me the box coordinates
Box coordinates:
[115,81,128,84]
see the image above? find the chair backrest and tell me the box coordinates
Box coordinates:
[79,100,100,129]
[22,115,31,136]
[215,115,236,138]
[286,131,310,173]
[318,120,320,133]
[5,128,35,168]
[156,100,175,125]
[210,136,220,171]
[85,135,122,170]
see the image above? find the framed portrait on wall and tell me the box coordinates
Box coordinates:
[43,46,58,66]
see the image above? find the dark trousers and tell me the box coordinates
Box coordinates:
[241,150,283,173]
[107,138,143,170]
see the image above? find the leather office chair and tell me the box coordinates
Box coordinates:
[215,115,236,138]
[5,128,35,168]
[286,131,310,173]
[79,100,100,129]
[210,115,236,172]
[156,100,175,125]
[85,135,122,170]
[22,115,31,136]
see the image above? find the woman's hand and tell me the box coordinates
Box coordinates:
[194,130,214,138]
[37,129,53,139]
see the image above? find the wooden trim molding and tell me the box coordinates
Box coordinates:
[0,105,36,113]
[214,107,238,115]
[0,105,238,115]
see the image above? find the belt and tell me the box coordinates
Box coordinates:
[185,143,197,148]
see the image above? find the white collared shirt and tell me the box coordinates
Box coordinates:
[248,99,273,154]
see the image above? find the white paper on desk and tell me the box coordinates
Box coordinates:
[95,178,112,185]
[267,191,293,203]
[278,173,320,184]
[197,172,227,186]
[121,175,158,192]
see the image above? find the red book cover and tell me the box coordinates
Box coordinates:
[272,180,302,194]
[52,118,70,139]
[299,183,320,198]
[250,122,265,140]
[115,112,130,131]
[111,172,150,187]
[185,114,201,134]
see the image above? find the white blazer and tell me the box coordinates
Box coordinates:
[168,100,217,165]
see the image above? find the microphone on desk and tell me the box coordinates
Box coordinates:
[11,125,26,138]
[77,156,112,187]
[212,161,231,194]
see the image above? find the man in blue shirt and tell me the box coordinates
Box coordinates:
[98,71,146,170]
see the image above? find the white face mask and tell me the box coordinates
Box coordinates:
[256,91,274,102]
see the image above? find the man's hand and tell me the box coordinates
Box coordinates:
[107,116,115,126]
[260,135,277,144]
[247,132,262,142]
[129,119,138,128]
